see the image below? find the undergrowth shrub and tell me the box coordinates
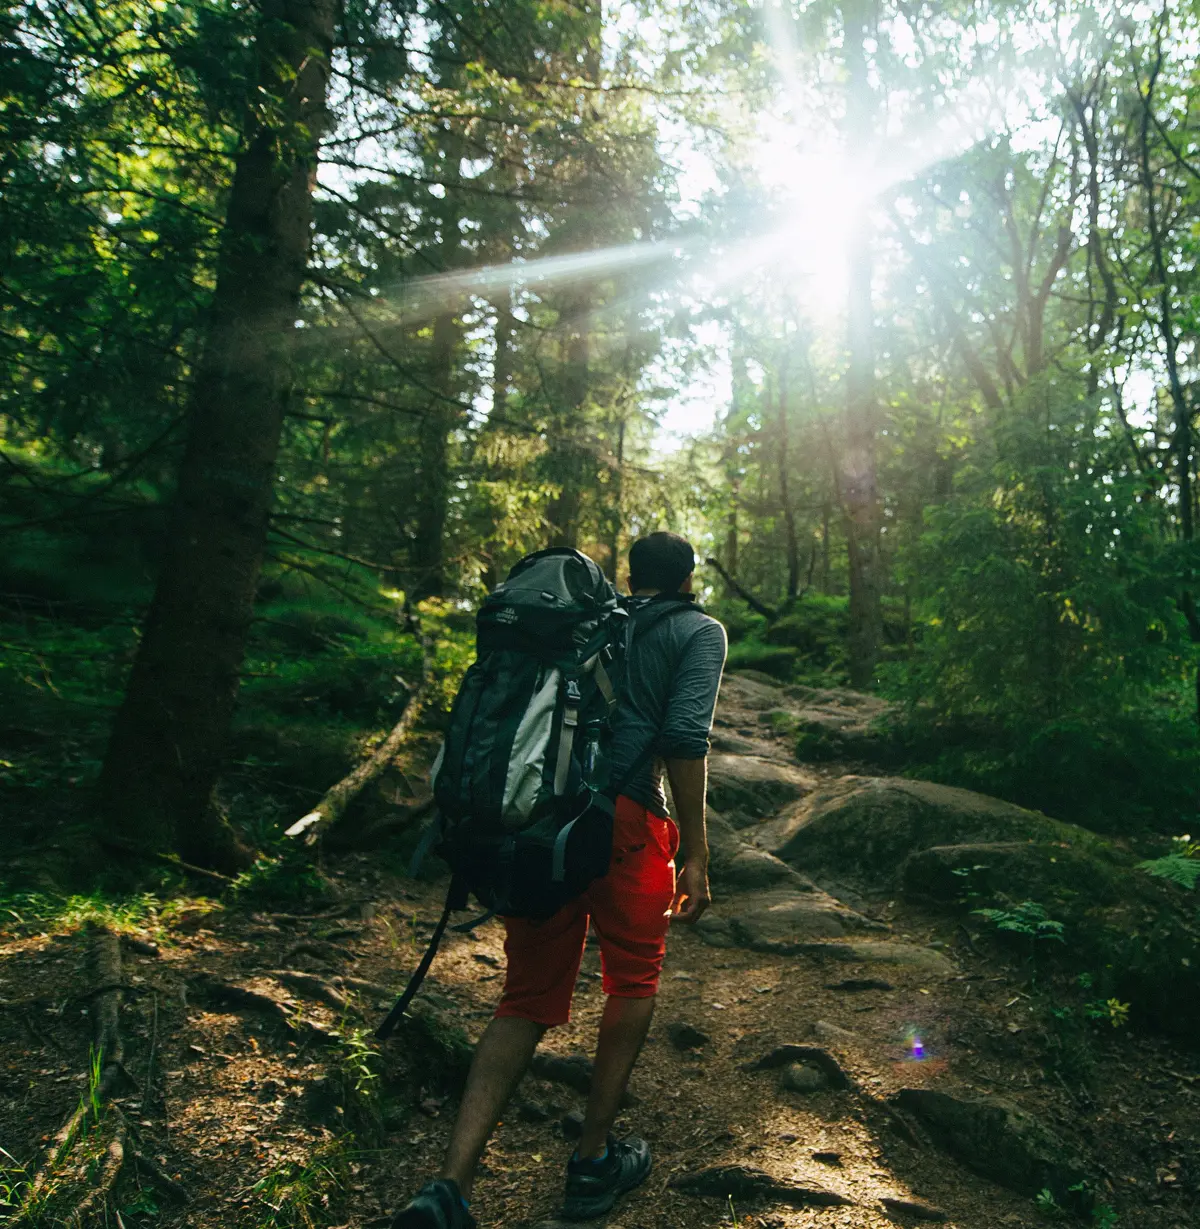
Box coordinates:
[884,705,1200,835]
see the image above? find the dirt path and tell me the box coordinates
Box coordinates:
[2,676,1198,1227]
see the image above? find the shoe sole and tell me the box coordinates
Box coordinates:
[560,1159,651,1221]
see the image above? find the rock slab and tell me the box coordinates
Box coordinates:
[895,1088,1089,1208]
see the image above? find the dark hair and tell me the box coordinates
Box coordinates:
[628,531,696,593]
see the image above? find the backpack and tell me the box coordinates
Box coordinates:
[376,547,697,1039]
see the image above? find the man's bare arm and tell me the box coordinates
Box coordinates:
[665,756,711,923]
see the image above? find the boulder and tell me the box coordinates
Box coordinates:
[696,887,885,954]
[707,812,813,892]
[901,842,1126,907]
[895,1088,1089,1209]
[792,941,955,976]
[719,672,894,763]
[754,779,1200,1041]
[756,776,1107,885]
[706,754,814,826]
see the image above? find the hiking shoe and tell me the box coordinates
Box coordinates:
[561,1134,652,1220]
[391,1178,476,1229]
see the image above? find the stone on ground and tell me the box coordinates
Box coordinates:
[895,1088,1090,1208]
[755,776,1102,883]
[670,1163,852,1207]
[706,753,815,826]
[696,886,886,953]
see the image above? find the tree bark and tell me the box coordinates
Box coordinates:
[411,105,466,599]
[842,0,882,689]
[776,358,801,608]
[547,290,590,548]
[98,0,337,871]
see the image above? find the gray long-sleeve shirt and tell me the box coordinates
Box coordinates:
[607,599,727,815]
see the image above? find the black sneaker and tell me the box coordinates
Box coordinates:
[561,1134,652,1220]
[391,1178,477,1229]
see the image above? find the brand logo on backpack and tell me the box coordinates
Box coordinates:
[495,606,518,625]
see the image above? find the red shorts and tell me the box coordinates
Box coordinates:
[495,796,679,1027]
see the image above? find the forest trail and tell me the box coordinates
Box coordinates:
[1,673,1197,1229]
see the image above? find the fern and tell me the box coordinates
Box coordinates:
[1138,854,1200,890]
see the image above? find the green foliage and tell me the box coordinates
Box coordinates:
[0,1146,30,1214]
[725,640,799,679]
[249,1139,349,1229]
[1138,836,1200,890]
[227,853,329,908]
[972,900,1066,945]
[886,706,1200,836]
[330,1020,383,1142]
[0,890,162,935]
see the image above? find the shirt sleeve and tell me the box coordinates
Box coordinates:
[658,618,728,760]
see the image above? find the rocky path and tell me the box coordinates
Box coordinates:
[1,672,1197,1228]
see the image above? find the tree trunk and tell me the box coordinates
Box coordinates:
[842,0,882,689]
[605,413,626,582]
[98,0,337,871]
[1138,38,1200,722]
[411,108,465,599]
[412,307,459,598]
[547,290,590,548]
[777,358,801,608]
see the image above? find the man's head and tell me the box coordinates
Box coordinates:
[628,531,696,595]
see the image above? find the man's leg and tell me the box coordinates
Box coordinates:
[439,1016,545,1198]
[576,994,655,1159]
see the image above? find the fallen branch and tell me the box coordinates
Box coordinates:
[704,557,778,621]
[286,614,435,846]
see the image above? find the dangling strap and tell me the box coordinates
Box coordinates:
[451,908,496,933]
[376,876,465,1041]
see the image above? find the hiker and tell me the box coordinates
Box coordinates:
[392,531,727,1228]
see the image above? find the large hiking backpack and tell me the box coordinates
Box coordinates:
[376,548,696,1039]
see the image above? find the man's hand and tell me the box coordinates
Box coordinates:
[670,856,711,924]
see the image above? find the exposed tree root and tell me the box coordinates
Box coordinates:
[71,1108,126,1226]
[282,938,359,965]
[190,973,300,1033]
[285,614,435,847]
[131,1149,189,1205]
[335,975,396,1002]
[190,973,335,1043]
[268,969,351,1010]
[18,926,131,1224]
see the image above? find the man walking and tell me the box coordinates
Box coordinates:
[393,532,727,1228]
